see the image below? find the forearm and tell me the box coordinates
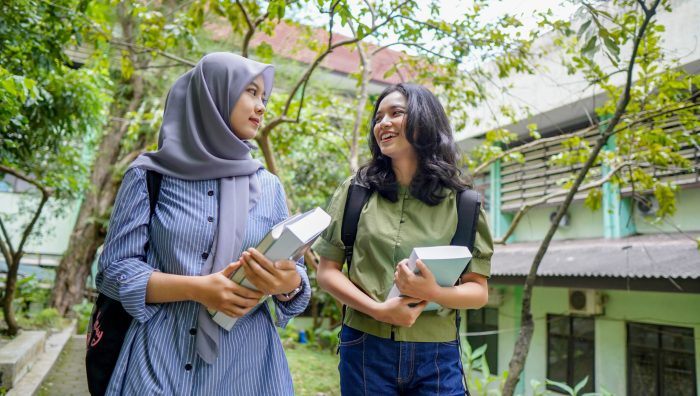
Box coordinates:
[317,261,382,320]
[430,281,488,310]
[145,271,203,304]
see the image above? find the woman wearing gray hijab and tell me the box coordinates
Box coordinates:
[96,52,310,395]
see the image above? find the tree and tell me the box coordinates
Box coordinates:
[0,0,110,334]
[458,1,700,394]
[50,0,204,314]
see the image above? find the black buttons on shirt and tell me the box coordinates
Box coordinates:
[185,363,193,371]
[189,328,197,335]
[207,216,214,222]
[201,252,209,260]
[207,190,214,196]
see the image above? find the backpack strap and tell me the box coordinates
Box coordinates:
[144,170,162,253]
[451,189,481,252]
[340,180,372,272]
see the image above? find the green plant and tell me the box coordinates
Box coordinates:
[13,274,51,313]
[72,299,94,334]
[313,324,340,352]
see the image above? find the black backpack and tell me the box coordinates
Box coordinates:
[86,170,162,396]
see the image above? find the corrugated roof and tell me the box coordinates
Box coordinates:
[492,234,700,279]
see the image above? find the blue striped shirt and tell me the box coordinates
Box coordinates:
[97,167,311,395]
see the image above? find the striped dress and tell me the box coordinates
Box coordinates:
[96,167,311,395]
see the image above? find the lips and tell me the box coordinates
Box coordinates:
[249,117,260,127]
[379,131,398,143]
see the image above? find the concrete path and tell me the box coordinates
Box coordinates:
[37,335,89,396]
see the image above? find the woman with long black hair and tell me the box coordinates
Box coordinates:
[314,83,493,395]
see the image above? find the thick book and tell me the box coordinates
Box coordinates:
[386,246,472,311]
[211,207,332,330]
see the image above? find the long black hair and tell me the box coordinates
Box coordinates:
[356,83,469,205]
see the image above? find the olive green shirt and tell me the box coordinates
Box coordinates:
[312,177,494,342]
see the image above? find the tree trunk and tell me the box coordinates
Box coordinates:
[2,255,21,335]
[51,74,144,315]
[350,43,371,172]
[500,3,658,393]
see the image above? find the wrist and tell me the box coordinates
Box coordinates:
[278,276,303,300]
[369,301,386,322]
[188,275,206,304]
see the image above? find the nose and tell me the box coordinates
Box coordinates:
[255,100,265,115]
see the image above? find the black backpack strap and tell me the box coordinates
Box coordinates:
[450,189,481,252]
[144,170,162,253]
[145,170,162,220]
[340,180,372,272]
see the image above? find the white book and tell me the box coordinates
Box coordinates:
[386,246,472,311]
[212,207,331,330]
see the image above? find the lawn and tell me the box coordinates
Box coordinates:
[286,343,340,396]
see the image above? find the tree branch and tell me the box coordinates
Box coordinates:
[14,190,50,257]
[0,219,15,255]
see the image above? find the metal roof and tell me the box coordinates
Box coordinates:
[491,234,700,279]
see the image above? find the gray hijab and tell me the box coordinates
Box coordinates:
[129,52,274,364]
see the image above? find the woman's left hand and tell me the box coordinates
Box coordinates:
[394,259,441,302]
[240,248,302,296]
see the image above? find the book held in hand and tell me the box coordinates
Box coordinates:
[211,207,332,330]
[386,246,472,311]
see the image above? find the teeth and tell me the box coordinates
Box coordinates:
[381,133,397,141]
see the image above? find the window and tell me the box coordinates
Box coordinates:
[628,322,697,396]
[547,315,595,393]
[467,307,498,373]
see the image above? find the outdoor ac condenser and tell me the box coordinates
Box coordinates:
[568,289,604,316]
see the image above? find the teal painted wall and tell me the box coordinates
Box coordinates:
[0,193,79,256]
[635,188,700,234]
[493,286,700,395]
[510,202,605,242]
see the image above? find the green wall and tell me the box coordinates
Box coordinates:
[635,188,700,234]
[511,202,605,242]
[0,193,80,257]
[493,286,700,395]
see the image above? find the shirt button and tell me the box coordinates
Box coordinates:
[201,252,209,260]
[185,363,193,371]
[207,190,214,196]
[207,216,214,222]
[189,328,197,335]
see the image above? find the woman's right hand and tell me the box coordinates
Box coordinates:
[374,296,427,327]
[193,261,265,317]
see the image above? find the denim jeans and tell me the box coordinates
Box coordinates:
[338,325,468,396]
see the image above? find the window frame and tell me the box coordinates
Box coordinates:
[546,314,596,393]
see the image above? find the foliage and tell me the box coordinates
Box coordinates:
[0,0,111,195]
[72,299,94,334]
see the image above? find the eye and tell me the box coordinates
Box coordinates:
[393,110,404,117]
[247,87,257,96]
[374,114,383,123]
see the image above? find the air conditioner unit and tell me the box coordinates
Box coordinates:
[568,289,604,316]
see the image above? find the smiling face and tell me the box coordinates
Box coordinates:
[372,91,416,161]
[229,75,266,140]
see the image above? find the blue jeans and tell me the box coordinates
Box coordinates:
[338,325,468,396]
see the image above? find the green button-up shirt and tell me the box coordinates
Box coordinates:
[312,177,493,342]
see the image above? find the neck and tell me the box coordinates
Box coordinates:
[391,155,417,187]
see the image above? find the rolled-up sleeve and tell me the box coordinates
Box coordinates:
[269,177,311,327]
[96,167,161,323]
[310,177,353,263]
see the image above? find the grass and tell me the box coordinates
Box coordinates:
[286,343,340,396]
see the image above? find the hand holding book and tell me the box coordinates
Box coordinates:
[239,248,301,296]
[394,258,441,302]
